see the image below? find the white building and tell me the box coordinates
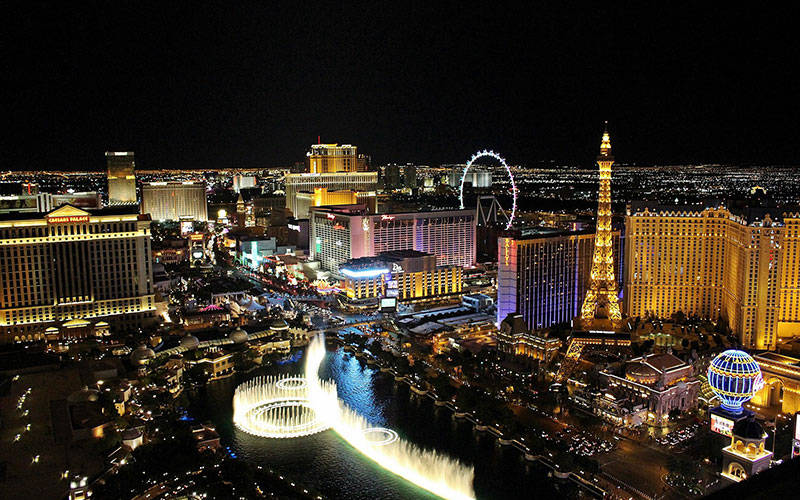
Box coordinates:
[310,205,475,273]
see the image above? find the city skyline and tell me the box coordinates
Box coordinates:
[5,4,800,171]
[3,4,800,500]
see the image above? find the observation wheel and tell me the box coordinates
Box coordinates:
[458,150,517,230]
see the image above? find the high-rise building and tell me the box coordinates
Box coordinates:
[580,126,623,331]
[284,172,378,217]
[497,227,622,331]
[233,175,257,193]
[106,151,137,204]
[0,205,156,343]
[447,169,492,189]
[310,205,476,273]
[306,144,358,173]
[624,201,800,350]
[0,192,102,214]
[294,187,377,219]
[404,165,417,190]
[141,181,208,222]
[384,165,401,190]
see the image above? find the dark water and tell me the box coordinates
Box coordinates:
[191,347,573,500]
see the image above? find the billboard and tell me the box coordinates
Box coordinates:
[380,297,397,312]
[710,413,734,437]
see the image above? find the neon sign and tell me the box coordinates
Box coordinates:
[48,215,89,224]
[340,267,389,278]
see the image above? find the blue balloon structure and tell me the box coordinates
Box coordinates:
[707,350,764,414]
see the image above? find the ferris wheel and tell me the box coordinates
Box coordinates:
[458,149,518,230]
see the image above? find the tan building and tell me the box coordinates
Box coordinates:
[106,151,137,204]
[307,144,359,173]
[600,352,700,426]
[751,351,800,414]
[0,205,156,343]
[284,172,378,217]
[196,349,235,380]
[141,181,208,222]
[497,313,561,363]
[624,201,800,350]
[294,187,377,219]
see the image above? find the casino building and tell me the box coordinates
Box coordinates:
[284,172,378,217]
[497,227,622,332]
[340,249,463,306]
[599,352,700,426]
[0,205,156,342]
[624,201,800,350]
[141,181,208,222]
[106,151,137,204]
[310,205,475,273]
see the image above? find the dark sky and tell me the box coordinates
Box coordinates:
[4,3,799,171]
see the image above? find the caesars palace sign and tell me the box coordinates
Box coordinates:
[47,215,90,224]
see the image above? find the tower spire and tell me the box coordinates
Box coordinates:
[579,125,622,330]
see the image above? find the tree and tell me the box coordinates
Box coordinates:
[432,375,456,401]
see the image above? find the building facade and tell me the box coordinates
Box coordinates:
[141,181,208,222]
[0,205,156,342]
[310,205,476,273]
[284,172,378,217]
[497,313,561,363]
[306,143,359,173]
[497,227,622,332]
[294,187,377,219]
[600,352,700,426]
[106,151,137,204]
[624,201,800,350]
[0,192,102,214]
[341,250,462,304]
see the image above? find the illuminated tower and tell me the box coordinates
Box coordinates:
[106,151,137,204]
[579,124,622,330]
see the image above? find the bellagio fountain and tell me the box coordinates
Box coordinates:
[233,334,476,500]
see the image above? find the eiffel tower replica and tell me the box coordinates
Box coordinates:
[555,125,629,382]
[579,123,623,331]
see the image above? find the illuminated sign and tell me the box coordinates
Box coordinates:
[340,267,389,278]
[380,215,395,221]
[288,224,301,232]
[380,297,397,312]
[47,215,89,224]
[795,412,800,440]
[189,233,204,241]
[326,213,336,220]
[710,413,734,437]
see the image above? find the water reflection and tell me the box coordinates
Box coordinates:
[191,346,571,500]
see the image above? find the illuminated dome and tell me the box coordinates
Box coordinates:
[179,334,200,350]
[130,344,156,366]
[229,327,248,344]
[625,362,659,385]
[268,319,289,332]
[707,350,764,414]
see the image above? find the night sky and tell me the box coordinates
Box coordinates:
[4,3,799,171]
